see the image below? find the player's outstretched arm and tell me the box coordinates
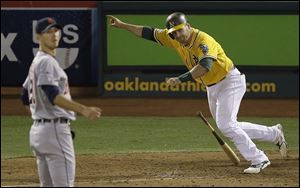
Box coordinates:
[107,15,143,37]
[53,94,102,120]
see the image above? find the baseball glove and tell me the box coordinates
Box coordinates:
[71,129,75,140]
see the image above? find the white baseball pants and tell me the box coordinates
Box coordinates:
[206,68,279,165]
[29,121,75,187]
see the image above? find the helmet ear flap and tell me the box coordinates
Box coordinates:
[168,33,175,39]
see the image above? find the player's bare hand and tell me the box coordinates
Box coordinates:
[106,15,124,28]
[82,107,102,120]
[167,77,181,87]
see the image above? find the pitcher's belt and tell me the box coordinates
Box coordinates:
[35,117,70,124]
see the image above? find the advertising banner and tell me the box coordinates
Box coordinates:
[103,72,299,98]
[1,9,92,86]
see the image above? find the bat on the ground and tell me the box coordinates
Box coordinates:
[196,111,240,166]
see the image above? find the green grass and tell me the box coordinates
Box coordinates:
[1,116,299,158]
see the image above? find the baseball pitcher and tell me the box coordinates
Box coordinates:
[107,13,288,174]
[21,17,102,186]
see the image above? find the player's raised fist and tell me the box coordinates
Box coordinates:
[106,15,123,28]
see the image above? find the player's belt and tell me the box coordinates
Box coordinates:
[206,76,226,87]
[35,118,70,124]
[207,64,236,87]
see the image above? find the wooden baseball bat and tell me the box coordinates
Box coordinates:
[196,111,240,166]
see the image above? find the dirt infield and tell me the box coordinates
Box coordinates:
[1,97,298,186]
[1,97,299,117]
[1,150,299,187]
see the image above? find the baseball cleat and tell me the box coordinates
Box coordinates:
[275,124,288,159]
[243,160,271,174]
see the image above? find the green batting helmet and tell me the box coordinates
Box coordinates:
[165,12,188,39]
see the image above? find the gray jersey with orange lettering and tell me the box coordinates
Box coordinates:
[22,51,76,120]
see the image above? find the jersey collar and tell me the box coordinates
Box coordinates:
[183,28,199,49]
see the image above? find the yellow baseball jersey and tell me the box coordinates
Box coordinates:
[154,27,234,86]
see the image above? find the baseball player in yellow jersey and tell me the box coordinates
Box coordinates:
[107,12,288,174]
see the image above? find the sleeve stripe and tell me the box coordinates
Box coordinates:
[154,29,163,46]
[198,55,217,62]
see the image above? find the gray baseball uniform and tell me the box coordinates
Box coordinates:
[23,50,76,187]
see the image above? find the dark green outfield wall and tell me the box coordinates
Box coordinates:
[107,15,299,67]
